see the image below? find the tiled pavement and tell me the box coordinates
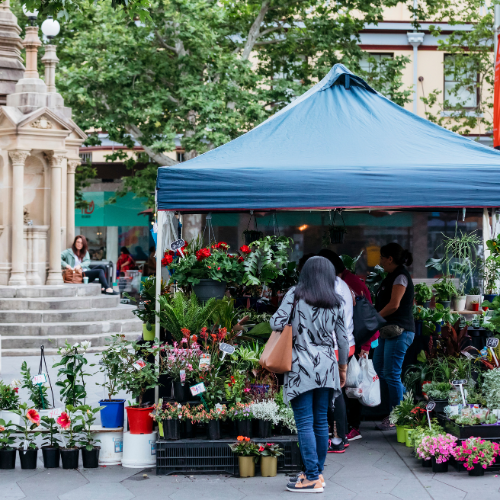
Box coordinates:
[1,424,499,500]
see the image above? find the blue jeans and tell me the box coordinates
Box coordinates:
[290,388,331,481]
[373,331,415,411]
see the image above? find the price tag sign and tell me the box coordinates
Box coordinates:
[171,239,186,257]
[219,342,236,361]
[452,380,467,406]
[486,338,499,366]
[199,354,211,371]
[32,373,47,385]
[425,401,436,430]
[48,408,62,419]
[133,359,146,371]
[180,369,186,384]
[190,382,206,396]
[215,403,223,412]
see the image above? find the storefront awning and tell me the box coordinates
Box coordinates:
[156,64,500,212]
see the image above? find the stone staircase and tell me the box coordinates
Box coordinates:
[0,284,142,356]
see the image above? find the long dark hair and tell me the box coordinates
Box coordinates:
[294,256,343,309]
[380,242,413,266]
[120,246,131,255]
[72,235,88,260]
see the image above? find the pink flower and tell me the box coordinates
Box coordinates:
[57,412,71,429]
[27,409,40,425]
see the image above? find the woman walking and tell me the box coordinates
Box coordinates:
[270,256,348,493]
[373,243,415,431]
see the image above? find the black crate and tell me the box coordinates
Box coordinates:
[156,436,302,476]
[437,414,500,440]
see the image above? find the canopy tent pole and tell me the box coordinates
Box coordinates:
[154,209,164,405]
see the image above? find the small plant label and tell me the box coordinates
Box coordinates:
[452,380,467,405]
[171,239,186,257]
[133,359,146,371]
[215,403,223,412]
[199,354,211,370]
[426,401,436,412]
[219,342,236,360]
[32,373,47,385]
[190,382,206,396]
[180,369,186,384]
[48,408,62,419]
[486,338,499,366]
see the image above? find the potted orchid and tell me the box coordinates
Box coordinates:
[0,419,16,469]
[58,405,83,469]
[15,403,41,469]
[0,379,21,426]
[416,434,457,473]
[453,437,500,476]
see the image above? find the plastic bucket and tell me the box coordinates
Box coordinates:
[122,431,157,468]
[100,400,125,428]
[126,406,154,435]
[396,426,406,443]
[142,323,154,341]
[94,428,123,465]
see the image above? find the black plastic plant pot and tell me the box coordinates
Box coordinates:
[164,419,181,440]
[0,448,16,469]
[236,419,252,438]
[468,463,485,476]
[431,457,448,473]
[437,300,451,309]
[181,420,195,439]
[256,420,272,439]
[422,459,432,468]
[19,448,38,469]
[172,381,189,403]
[244,231,263,245]
[60,448,79,469]
[81,447,100,468]
[42,446,60,468]
[207,420,221,440]
[329,228,345,245]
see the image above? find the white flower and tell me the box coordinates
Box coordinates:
[80,341,91,351]
[58,345,73,356]
[251,400,282,426]
[72,342,80,349]
[10,379,21,389]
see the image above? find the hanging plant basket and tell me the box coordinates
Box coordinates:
[243,230,263,246]
[327,226,347,244]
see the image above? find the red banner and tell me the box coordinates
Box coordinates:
[494,35,500,148]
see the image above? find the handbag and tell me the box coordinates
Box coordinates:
[63,268,84,284]
[352,295,386,347]
[379,324,404,339]
[259,301,296,374]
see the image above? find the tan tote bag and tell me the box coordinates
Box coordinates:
[63,268,84,284]
[259,301,296,374]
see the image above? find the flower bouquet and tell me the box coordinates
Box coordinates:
[417,434,457,472]
[453,437,500,476]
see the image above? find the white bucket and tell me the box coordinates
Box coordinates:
[0,410,21,426]
[122,431,157,468]
[93,428,124,465]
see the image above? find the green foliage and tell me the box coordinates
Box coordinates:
[243,236,292,287]
[422,381,452,400]
[267,261,299,296]
[366,265,387,301]
[414,283,433,304]
[482,369,500,409]
[76,405,102,451]
[40,416,61,448]
[432,278,458,301]
[0,380,20,411]
[388,391,416,426]
[53,342,90,408]
[20,361,50,410]
[341,251,364,274]
[15,403,41,451]
[158,292,218,342]
[211,298,243,333]
[0,418,16,450]
[75,161,97,210]
[125,275,168,327]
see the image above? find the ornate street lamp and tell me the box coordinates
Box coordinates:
[41,16,60,41]
[22,5,38,26]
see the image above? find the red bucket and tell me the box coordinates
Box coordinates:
[126,406,154,434]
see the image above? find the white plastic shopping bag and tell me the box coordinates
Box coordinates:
[345,356,361,388]
[359,357,381,407]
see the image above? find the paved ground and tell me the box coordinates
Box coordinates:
[2,356,500,499]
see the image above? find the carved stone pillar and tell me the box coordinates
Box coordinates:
[8,150,30,286]
[66,159,80,247]
[45,150,66,285]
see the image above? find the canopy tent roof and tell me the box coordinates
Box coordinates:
[156,64,500,212]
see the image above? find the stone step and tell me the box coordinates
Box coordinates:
[1,331,141,355]
[0,284,103,298]
[0,317,143,336]
[0,305,137,323]
[0,295,120,310]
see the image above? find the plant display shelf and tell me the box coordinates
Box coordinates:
[437,414,500,440]
[449,456,500,473]
[156,435,302,476]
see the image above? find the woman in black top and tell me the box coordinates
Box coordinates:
[373,243,415,431]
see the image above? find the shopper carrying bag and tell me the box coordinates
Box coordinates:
[269,256,348,493]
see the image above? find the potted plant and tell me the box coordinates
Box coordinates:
[388,392,415,443]
[453,437,500,476]
[324,224,347,245]
[228,402,254,438]
[243,229,263,246]
[151,401,183,440]
[94,335,128,428]
[251,400,281,439]
[466,286,481,310]
[0,419,16,469]
[421,381,452,413]
[58,405,82,469]
[257,442,283,477]
[417,434,457,473]
[165,240,244,301]
[15,404,41,469]
[192,404,227,440]
[118,340,159,435]
[432,278,457,309]
[0,379,21,427]
[414,283,433,307]
[40,416,61,468]
[20,361,52,416]
[76,405,102,468]
[229,436,259,477]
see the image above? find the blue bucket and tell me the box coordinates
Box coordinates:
[99,399,126,428]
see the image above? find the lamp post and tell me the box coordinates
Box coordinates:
[41,16,60,41]
[22,5,38,26]
[41,16,60,94]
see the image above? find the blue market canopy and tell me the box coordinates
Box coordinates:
[156,64,500,212]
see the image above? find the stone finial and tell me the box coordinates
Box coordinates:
[23,26,42,79]
[41,44,59,93]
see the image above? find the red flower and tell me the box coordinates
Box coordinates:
[238,256,244,263]
[57,412,71,429]
[196,248,211,261]
[259,446,265,452]
[240,245,251,254]
[192,335,198,343]
[0,425,4,432]
[218,327,227,341]
[27,409,40,425]
[200,327,208,339]
[181,328,191,338]
[211,334,217,341]
[161,254,174,266]
[13,388,19,393]
[217,267,221,270]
